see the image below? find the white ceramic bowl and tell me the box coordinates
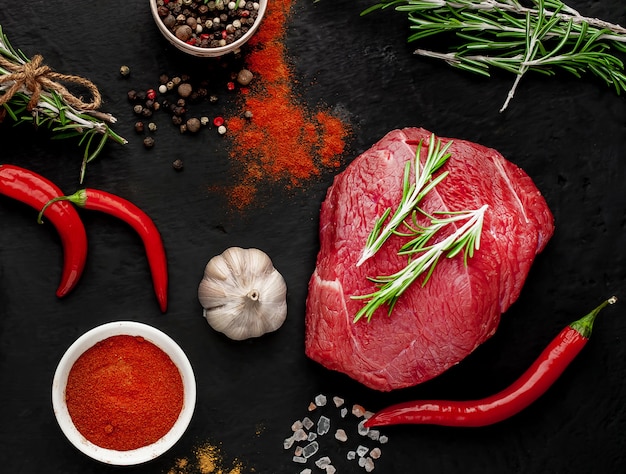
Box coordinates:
[150,0,268,57]
[52,321,196,465]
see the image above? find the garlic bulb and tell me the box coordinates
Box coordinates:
[198,247,288,340]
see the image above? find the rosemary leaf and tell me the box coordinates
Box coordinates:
[364,0,626,110]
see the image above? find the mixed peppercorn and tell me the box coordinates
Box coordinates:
[125,66,254,155]
[156,0,261,49]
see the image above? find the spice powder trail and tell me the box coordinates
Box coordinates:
[223,0,350,209]
[65,335,184,451]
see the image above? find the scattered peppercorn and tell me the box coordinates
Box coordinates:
[120,65,130,77]
[134,121,145,133]
[186,117,201,133]
[143,136,155,148]
[148,122,158,132]
[172,159,184,171]
[236,68,253,86]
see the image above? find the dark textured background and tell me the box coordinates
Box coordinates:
[1,1,625,472]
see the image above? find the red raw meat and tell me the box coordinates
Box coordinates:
[305,128,554,391]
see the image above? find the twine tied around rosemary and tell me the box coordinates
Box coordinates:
[0,54,102,112]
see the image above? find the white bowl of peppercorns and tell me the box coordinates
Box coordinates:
[151,0,267,57]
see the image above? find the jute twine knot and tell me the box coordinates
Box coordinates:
[0,54,102,111]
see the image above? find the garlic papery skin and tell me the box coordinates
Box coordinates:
[198,247,288,341]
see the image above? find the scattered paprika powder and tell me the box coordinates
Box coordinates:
[222,0,350,209]
[65,335,183,451]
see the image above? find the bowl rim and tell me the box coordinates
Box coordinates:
[149,0,268,58]
[51,321,196,466]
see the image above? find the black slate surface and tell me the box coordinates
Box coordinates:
[1,1,625,472]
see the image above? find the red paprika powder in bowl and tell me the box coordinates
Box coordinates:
[52,321,196,465]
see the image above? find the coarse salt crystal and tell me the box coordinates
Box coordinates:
[292,420,303,431]
[326,465,337,474]
[333,396,345,407]
[317,415,331,435]
[364,457,375,472]
[300,470,312,474]
[334,429,348,442]
[294,428,308,442]
[371,447,382,459]
[340,407,348,418]
[294,446,303,456]
[302,417,314,430]
[308,432,317,441]
[315,456,332,469]
[368,429,380,441]
[356,445,369,457]
[352,404,366,417]
[284,435,295,450]
[308,402,317,411]
[293,456,307,464]
[302,441,319,459]
[379,435,389,444]
[347,450,356,460]
[314,394,328,407]
[358,420,369,436]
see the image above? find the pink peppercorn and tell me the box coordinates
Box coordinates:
[213,117,225,127]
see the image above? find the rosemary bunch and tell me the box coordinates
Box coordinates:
[363,0,626,111]
[0,26,127,183]
[353,136,487,323]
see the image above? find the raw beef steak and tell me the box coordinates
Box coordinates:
[305,128,554,391]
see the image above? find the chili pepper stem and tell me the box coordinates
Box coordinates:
[37,189,88,224]
[570,296,617,338]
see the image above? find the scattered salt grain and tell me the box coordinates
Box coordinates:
[370,447,382,459]
[367,429,380,441]
[284,435,295,449]
[302,441,319,459]
[356,445,369,457]
[302,417,314,430]
[300,470,312,474]
[308,402,317,411]
[293,456,306,464]
[347,450,356,460]
[334,429,348,442]
[379,435,389,444]
[317,415,331,435]
[352,404,366,417]
[294,428,308,442]
[315,394,328,407]
[333,396,345,407]
[308,432,317,441]
[358,457,366,467]
[326,465,337,474]
[340,407,348,418]
[364,457,375,472]
[294,446,304,456]
[358,420,369,436]
[315,456,332,469]
[292,420,303,431]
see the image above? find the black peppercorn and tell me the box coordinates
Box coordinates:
[143,136,155,148]
[134,121,145,133]
[172,159,184,171]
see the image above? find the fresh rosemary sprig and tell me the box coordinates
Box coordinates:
[0,26,127,183]
[353,204,487,323]
[357,135,452,266]
[362,0,626,111]
[353,134,487,323]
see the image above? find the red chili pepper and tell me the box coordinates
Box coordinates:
[365,297,617,428]
[0,164,88,297]
[41,189,168,312]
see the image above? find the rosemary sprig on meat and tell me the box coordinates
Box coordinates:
[357,135,452,266]
[0,26,127,183]
[362,0,626,111]
[353,136,487,323]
